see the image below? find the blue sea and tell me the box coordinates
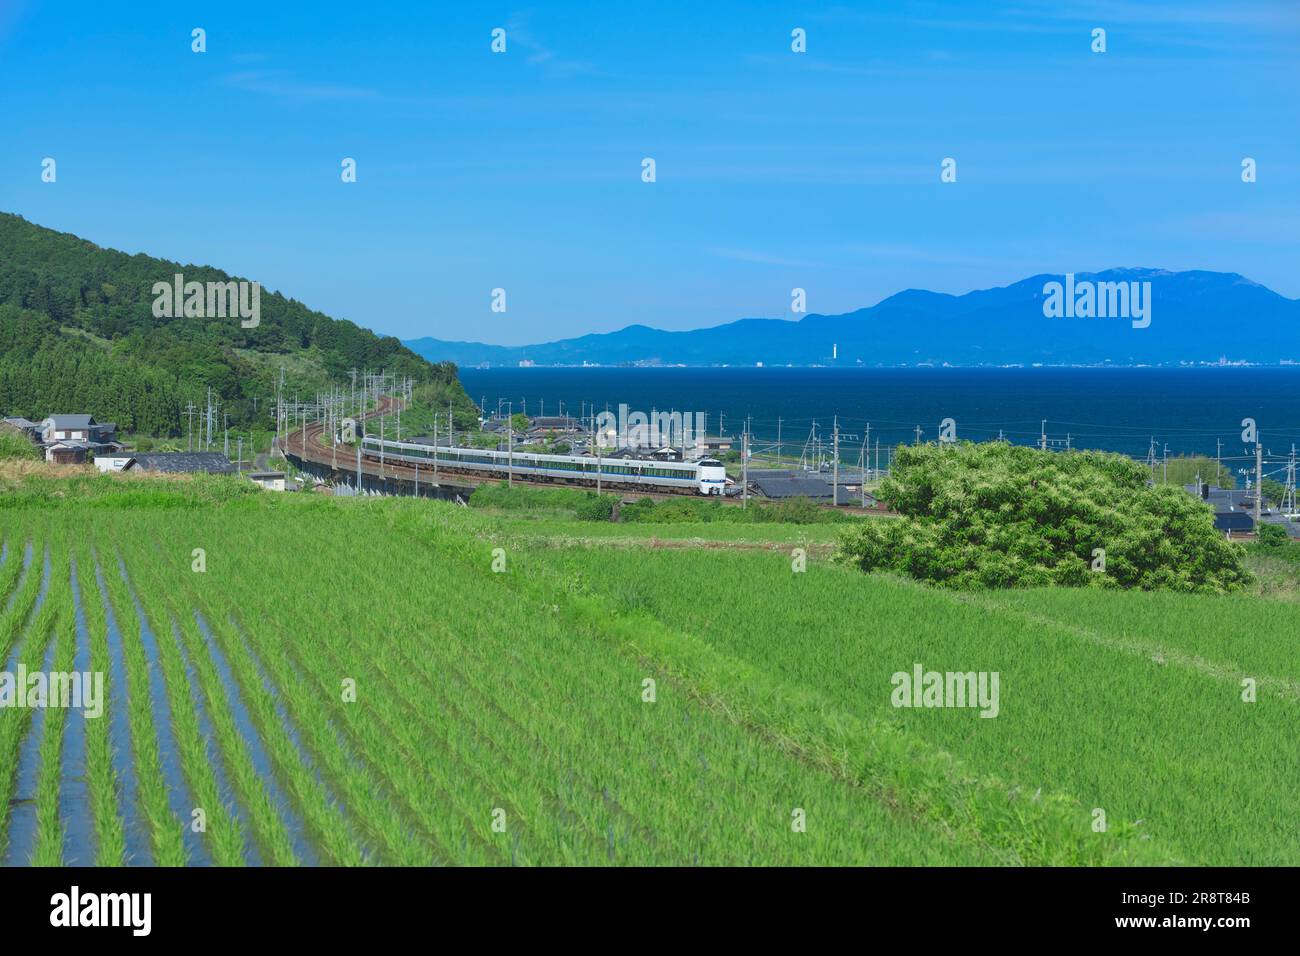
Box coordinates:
[460,367,1300,464]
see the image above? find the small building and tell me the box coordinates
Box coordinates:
[46,442,90,465]
[1214,512,1254,536]
[696,436,733,452]
[750,474,836,501]
[93,453,135,473]
[526,416,586,439]
[246,470,287,491]
[128,452,238,475]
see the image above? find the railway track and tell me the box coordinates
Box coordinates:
[280,400,702,501]
[280,396,880,511]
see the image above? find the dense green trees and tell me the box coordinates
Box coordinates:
[0,327,182,434]
[0,213,470,436]
[837,442,1250,592]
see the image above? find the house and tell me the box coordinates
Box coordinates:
[127,452,237,475]
[246,470,287,491]
[34,415,122,464]
[526,416,586,439]
[41,415,117,445]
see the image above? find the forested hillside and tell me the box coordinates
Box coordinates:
[0,213,472,436]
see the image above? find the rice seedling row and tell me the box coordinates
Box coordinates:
[124,542,310,865]
[0,545,59,865]
[31,590,75,866]
[71,542,128,866]
[96,547,187,866]
[118,555,252,866]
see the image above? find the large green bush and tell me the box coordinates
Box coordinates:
[836,442,1250,592]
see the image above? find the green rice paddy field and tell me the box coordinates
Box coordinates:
[0,473,1295,865]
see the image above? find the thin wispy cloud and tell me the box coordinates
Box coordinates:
[841,243,1017,269]
[220,70,377,101]
[506,12,598,76]
[706,247,825,268]
[1156,209,1300,245]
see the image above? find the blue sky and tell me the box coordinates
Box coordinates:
[1,0,1296,345]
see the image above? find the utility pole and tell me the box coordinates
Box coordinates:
[1040,420,1047,452]
[1287,444,1298,514]
[1255,435,1263,526]
[777,416,782,466]
[507,402,514,488]
[185,402,195,451]
[832,417,839,509]
[742,424,749,510]
[1285,444,1297,515]
[1216,438,1223,487]
[861,440,867,508]
[432,413,438,479]
[914,425,923,445]
[1163,443,1169,485]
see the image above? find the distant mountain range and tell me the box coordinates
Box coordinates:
[405,269,1300,367]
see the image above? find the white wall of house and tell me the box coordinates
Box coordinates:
[94,456,133,473]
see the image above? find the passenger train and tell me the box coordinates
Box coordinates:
[359,435,732,495]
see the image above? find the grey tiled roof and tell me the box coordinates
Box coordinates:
[750,475,836,499]
[46,414,96,429]
[130,452,237,474]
